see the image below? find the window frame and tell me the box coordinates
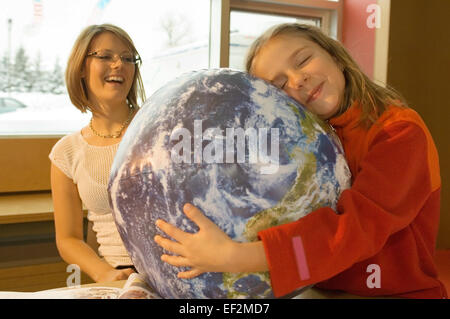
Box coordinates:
[230,0,342,39]
[0,0,342,193]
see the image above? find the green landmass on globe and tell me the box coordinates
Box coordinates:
[225,115,322,298]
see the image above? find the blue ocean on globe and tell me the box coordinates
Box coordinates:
[108,68,351,299]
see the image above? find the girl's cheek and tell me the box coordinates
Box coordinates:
[283,88,304,105]
[291,95,304,106]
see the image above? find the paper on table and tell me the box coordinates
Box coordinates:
[0,286,122,299]
[0,273,161,299]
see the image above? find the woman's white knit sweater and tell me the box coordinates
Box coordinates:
[49,131,132,267]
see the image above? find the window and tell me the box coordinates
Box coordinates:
[229,0,341,70]
[0,0,211,136]
[229,11,321,71]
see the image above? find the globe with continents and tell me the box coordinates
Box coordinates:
[108,68,351,299]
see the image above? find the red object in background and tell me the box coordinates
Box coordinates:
[342,0,376,79]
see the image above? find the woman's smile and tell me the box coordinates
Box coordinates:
[104,74,126,88]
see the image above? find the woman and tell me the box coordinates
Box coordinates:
[49,24,145,283]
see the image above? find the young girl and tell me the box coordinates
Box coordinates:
[154,23,447,299]
[49,24,145,283]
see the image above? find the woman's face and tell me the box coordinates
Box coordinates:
[82,31,135,107]
[251,34,345,120]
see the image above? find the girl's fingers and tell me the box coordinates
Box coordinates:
[183,203,213,229]
[155,219,188,242]
[177,268,204,279]
[160,254,192,267]
[154,235,184,256]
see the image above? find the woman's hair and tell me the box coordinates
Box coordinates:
[65,24,146,113]
[246,23,407,127]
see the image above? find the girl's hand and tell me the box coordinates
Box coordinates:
[154,203,238,279]
[96,267,135,283]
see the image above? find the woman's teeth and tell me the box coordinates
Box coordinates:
[105,76,124,83]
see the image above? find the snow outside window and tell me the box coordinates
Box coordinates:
[0,0,210,135]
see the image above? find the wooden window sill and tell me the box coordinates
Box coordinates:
[0,192,86,224]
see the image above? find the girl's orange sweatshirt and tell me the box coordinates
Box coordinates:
[258,104,447,299]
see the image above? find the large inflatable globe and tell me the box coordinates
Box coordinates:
[109,69,351,299]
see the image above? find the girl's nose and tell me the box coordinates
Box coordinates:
[287,70,309,89]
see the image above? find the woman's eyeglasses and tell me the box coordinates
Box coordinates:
[86,50,141,66]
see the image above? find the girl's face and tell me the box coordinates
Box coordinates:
[83,32,135,107]
[251,34,345,120]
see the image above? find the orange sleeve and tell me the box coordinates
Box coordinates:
[258,121,435,297]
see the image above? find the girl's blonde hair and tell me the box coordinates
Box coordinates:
[246,23,407,127]
[65,24,146,113]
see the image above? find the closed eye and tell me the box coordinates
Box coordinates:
[272,79,287,90]
[295,55,311,68]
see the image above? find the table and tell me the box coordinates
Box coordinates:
[79,280,382,299]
